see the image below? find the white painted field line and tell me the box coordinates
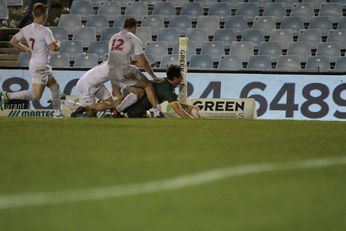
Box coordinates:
[1,156,346,209]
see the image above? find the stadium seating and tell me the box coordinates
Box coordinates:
[3,0,346,73]
[290,3,314,23]
[241,29,265,49]
[337,18,346,29]
[141,15,164,36]
[0,2,8,20]
[135,27,152,48]
[194,0,218,7]
[269,29,294,50]
[212,29,237,49]
[318,3,343,23]
[70,0,93,20]
[305,56,330,72]
[315,42,341,62]
[72,27,97,48]
[196,16,220,36]
[6,0,23,6]
[156,28,180,48]
[308,16,333,37]
[100,27,121,42]
[50,27,68,42]
[302,0,326,10]
[276,55,302,71]
[97,1,121,21]
[145,41,169,63]
[86,15,109,35]
[88,41,108,61]
[327,30,346,49]
[189,54,214,69]
[74,53,99,69]
[172,41,197,62]
[152,2,175,20]
[218,54,243,70]
[58,14,82,35]
[297,29,322,50]
[263,2,286,23]
[180,2,203,20]
[113,15,128,28]
[247,55,272,70]
[286,42,312,63]
[258,41,282,62]
[229,41,254,63]
[186,28,209,49]
[201,41,226,62]
[17,52,30,67]
[252,16,277,36]
[168,15,192,36]
[125,1,148,21]
[334,56,346,71]
[281,16,304,35]
[50,53,70,68]
[59,40,83,61]
[160,54,179,68]
[208,2,231,21]
[235,2,259,22]
[224,16,249,36]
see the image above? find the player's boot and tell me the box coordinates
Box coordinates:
[111,107,120,118]
[53,112,64,119]
[71,106,86,117]
[152,108,165,118]
[0,91,9,110]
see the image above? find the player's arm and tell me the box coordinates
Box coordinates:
[48,40,60,52]
[112,83,123,100]
[170,101,194,119]
[135,53,163,82]
[10,36,31,54]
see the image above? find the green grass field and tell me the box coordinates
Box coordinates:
[0,117,346,231]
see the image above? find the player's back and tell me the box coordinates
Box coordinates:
[107,30,143,69]
[20,23,54,65]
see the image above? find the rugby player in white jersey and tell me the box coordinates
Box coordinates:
[0,3,62,117]
[107,17,163,117]
[69,17,163,118]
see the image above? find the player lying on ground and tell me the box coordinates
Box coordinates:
[0,3,62,117]
[124,64,200,119]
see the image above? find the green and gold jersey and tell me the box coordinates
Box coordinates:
[125,79,177,118]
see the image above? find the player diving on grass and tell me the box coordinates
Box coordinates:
[70,17,163,118]
[0,3,62,117]
[124,64,201,119]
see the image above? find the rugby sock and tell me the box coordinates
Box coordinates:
[152,104,162,117]
[116,93,138,112]
[50,87,61,115]
[63,99,81,110]
[7,90,34,100]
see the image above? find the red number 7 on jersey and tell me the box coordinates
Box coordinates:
[29,38,35,49]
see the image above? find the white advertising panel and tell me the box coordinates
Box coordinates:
[0,69,345,121]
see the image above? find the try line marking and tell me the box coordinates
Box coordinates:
[1,156,346,209]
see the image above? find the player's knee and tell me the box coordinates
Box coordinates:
[32,91,42,100]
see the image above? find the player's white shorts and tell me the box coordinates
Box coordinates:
[29,63,54,85]
[76,65,112,106]
[112,65,143,89]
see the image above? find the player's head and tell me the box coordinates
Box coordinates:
[32,3,48,24]
[124,17,137,33]
[166,64,183,86]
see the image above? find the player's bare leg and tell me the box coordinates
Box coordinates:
[115,87,144,113]
[130,75,162,117]
[47,76,62,118]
